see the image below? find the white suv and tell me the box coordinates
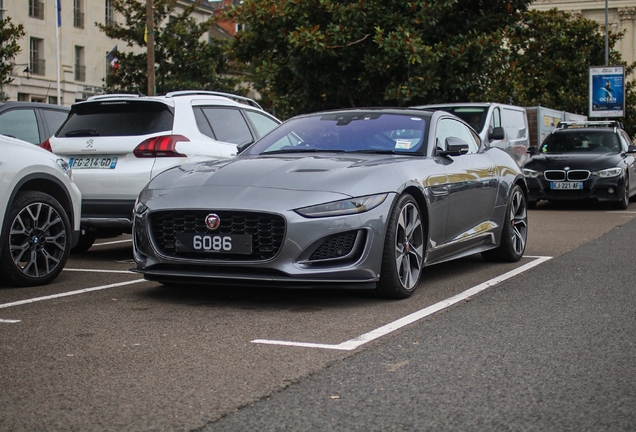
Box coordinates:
[41,91,281,252]
[1,135,81,286]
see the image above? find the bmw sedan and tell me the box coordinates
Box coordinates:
[132,108,528,299]
[523,121,636,209]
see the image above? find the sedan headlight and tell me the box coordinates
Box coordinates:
[522,168,540,178]
[56,158,72,179]
[295,193,389,218]
[133,198,148,216]
[594,167,623,178]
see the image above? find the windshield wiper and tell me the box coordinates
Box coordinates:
[64,129,99,137]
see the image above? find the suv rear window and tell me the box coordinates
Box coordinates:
[58,101,174,137]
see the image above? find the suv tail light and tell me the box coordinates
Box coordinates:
[40,139,53,152]
[133,135,189,158]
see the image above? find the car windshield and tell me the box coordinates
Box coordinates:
[540,131,621,154]
[57,101,174,137]
[246,112,427,155]
[431,107,487,132]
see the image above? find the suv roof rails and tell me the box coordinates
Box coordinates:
[86,93,141,101]
[557,120,624,130]
[165,90,262,109]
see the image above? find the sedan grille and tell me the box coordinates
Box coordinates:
[544,170,590,182]
[150,210,285,261]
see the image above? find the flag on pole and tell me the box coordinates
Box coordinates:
[57,0,62,27]
[106,46,119,68]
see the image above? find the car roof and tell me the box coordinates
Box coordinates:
[0,101,70,112]
[291,107,437,119]
[414,102,492,108]
[80,91,263,110]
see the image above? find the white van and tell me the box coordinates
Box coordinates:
[414,102,530,166]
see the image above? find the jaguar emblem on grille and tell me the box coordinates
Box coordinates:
[205,213,220,230]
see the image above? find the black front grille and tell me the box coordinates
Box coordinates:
[544,170,591,181]
[309,231,358,261]
[544,170,566,181]
[150,210,285,261]
[567,170,591,181]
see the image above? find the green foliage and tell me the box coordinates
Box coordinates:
[228,1,636,135]
[0,17,25,100]
[226,0,531,118]
[495,8,636,136]
[97,0,241,95]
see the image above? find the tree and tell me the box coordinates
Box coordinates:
[493,8,636,135]
[97,0,241,95]
[227,0,532,118]
[0,17,25,101]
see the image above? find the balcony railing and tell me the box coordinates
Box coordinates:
[30,59,45,76]
[75,65,86,82]
[74,10,85,28]
[29,1,44,19]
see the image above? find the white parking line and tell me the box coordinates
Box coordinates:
[63,268,136,274]
[93,238,133,247]
[0,279,147,310]
[252,256,552,351]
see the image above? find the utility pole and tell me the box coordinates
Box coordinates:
[146,0,155,95]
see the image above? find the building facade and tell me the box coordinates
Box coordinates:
[2,0,233,105]
[531,0,636,66]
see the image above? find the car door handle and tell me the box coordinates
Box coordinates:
[430,185,449,196]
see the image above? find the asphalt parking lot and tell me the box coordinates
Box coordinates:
[1,201,635,431]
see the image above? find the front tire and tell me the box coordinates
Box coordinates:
[482,184,528,263]
[0,191,71,286]
[613,177,629,210]
[375,194,425,299]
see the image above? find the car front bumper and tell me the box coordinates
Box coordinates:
[526,175,626,203]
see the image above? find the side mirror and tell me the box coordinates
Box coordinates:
[236,140,254,154]
[527,146,538,156]
[627,145,636,154]
[489,126,505,141]
[439,136,469,157]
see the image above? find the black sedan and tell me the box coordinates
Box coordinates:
[523,122,636,209]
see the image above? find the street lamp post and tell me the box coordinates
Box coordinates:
[146,0,155,96]
[605,0,609,66]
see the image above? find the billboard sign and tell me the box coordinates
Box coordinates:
[589,66,625,118]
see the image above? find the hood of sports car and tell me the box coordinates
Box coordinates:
[147,153,409,192]
[141,153,412,211]
[524,152,623,171]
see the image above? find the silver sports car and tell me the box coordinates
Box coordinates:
[132,108,528,299]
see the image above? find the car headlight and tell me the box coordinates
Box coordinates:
[295,193,389,218]
[523,168,540,178]
[594,167,623,178]
[133,198,148,216]
[56,158,72,179]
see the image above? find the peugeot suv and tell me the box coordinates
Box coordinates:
[41,91,281,252]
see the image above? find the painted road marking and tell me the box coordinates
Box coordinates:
[0,279,147,310]
[93,238,133,247]
[63,268,135,274]
[252,256,552,351]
